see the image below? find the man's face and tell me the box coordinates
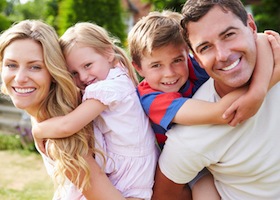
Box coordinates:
[187,6,258,96]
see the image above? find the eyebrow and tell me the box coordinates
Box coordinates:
[194,26,238,53]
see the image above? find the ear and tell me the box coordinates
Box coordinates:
[132,61,144,77]
[107,48,115,63]
[247,14,258,39]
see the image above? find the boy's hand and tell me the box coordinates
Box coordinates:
[265,30,280,84]
[223,91,264,127]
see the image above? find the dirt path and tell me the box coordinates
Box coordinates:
[0,150,53,199]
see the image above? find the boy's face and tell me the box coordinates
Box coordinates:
[135,44,189,93]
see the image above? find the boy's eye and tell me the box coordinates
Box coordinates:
[173,58,184,64]
[151,63,161,68]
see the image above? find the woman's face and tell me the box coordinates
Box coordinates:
[1,39,52,116]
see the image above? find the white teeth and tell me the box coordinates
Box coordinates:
[14,88,35,94]
[222,59,240,71]
[163,80,177,85]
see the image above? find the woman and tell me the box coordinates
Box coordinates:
[0,20,125,200]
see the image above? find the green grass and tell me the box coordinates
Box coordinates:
[0,150,54,200]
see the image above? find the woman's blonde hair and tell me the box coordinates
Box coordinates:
[59,22,138,86]
[0,20,97,191]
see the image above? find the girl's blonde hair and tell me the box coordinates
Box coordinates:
[59,22,138,86]
[0,20,97,191]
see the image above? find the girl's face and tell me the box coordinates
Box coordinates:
[1,39,52,117]
[65,44,113,90]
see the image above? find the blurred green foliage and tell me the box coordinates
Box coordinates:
[144,0,280,33]
[0,0,126,43]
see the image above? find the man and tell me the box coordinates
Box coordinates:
[152,0,280,199]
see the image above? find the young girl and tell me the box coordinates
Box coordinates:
[32,22,159,200]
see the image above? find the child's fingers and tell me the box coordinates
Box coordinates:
[223,103,237,119]
[264,30,279,38]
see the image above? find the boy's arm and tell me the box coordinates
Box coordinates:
[265,30,280,86]
[223,33,275,126]
[32,99,107,139]
[173,88,246,125]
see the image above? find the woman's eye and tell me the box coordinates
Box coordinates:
[5,64,17,69]
[30,65,41,70]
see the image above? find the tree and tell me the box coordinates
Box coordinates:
[56,0,126,43]
[252,0,280,32]
[0,0,11,31]
[144,0,279,33]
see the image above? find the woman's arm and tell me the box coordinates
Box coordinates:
[32,99,107,139]
[81,152,126,200]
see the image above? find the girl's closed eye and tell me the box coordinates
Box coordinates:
[71,71,78,78]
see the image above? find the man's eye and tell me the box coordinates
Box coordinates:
[225,32,235,38]
[199,45,210,54]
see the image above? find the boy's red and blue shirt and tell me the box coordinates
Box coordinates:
[137,56,209,149]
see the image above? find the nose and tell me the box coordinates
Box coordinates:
[164,66,176,77]
[14,68,28,83]
[79,71,89,83]
[215,43,230,62]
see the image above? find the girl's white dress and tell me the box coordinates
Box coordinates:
[83,66,159,199]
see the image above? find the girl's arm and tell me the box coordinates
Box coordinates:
[173,33,274,126]
[32,99,107,139]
